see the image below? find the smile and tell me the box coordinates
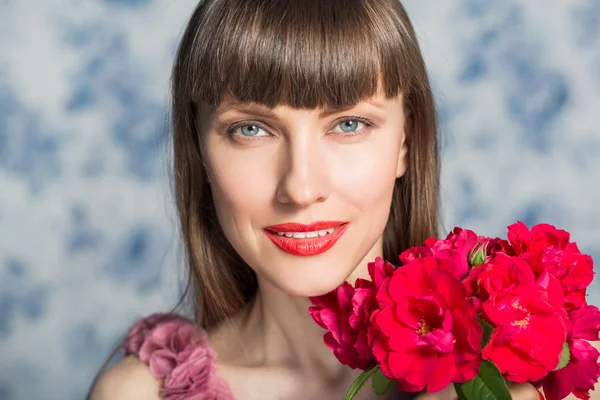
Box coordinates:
[263,221,349,256]
[275,228,335,238]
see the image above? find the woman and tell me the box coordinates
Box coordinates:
[89,0,542,398]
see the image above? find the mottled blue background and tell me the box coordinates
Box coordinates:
[0,0,599,399]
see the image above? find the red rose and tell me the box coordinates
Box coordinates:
[480,264,571,382]
[367,257,396,291]
[476,253,537,302]
[400,228,501,279]
[399,237,438,264]
[537,248,593,310]
[399,228,479,278]
[462,263,486,298]
[506,222,570,256]
[542,303,600,400]
[435,228,479,277]
[309,280,378,370]
[505,222,594,310]
[369,257,482,393]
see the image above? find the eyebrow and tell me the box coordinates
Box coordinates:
[214,99,386,119]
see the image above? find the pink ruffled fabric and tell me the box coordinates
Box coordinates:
[123,313,234,400]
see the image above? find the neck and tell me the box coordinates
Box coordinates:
[238,237,383,381]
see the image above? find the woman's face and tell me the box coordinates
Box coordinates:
[198,90,407,297]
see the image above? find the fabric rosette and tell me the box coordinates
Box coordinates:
[123,314,233,400]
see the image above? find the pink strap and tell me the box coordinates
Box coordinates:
[123,313,234,400]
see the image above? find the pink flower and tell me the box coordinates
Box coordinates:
[504,222,594,310]
[542,304,600,400]
[309,284,376,369]
[369,257,482,393]
[309,257,395,370]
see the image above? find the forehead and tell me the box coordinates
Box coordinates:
[203,89,404,118]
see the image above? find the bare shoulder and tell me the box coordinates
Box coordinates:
[89,355,160,400]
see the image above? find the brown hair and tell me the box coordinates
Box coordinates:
[86,2,440,395]
[172,0,440,329]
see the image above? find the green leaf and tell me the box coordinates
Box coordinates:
[454,382,468,400]
[554,342,571,371]
[459,360,512,400]
[345,365,378,400]
[479,318,494,349]
[372,367,395,396]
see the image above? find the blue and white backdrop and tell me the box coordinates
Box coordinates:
[1,1,599,399]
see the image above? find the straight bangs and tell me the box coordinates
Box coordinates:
[182,0,416,109]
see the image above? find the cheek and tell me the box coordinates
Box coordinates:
[329,138,400,210]
[206,146,276,226]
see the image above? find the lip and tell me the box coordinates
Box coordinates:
[264,221,346,232]
[263,221,349,256]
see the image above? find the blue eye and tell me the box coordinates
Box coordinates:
[332,118,368,134]
[240,124,262,136]
[339,120,360,132]
[229,123,268,137]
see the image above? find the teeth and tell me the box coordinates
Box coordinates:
[275,228,335,238]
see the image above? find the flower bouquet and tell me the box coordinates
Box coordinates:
[309,222,600,400]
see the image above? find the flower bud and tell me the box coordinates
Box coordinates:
[469,241,487,266]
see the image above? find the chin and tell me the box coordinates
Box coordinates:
[265,259,358,297]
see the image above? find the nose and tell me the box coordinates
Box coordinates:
[275,138,330,207]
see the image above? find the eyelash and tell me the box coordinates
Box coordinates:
[225,115,375,141]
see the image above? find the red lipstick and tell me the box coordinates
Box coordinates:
[263,221,349,256]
